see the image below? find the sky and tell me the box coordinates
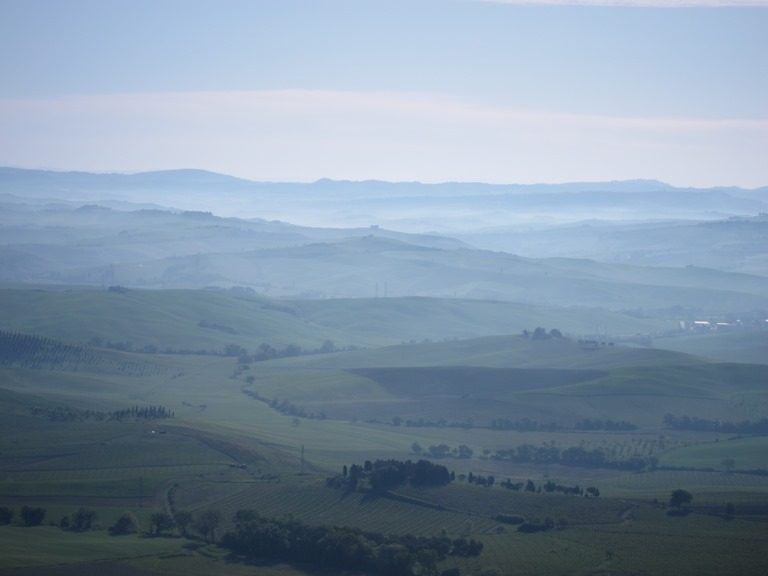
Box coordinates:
[1,0,767,188]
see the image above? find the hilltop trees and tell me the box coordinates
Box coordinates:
[332,458,453,494]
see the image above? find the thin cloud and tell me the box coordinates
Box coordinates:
[1,90,766,187]
[476,1,768,7]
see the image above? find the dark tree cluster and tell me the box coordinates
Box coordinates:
[331,459,453,493]
[221,509,481,575]
[491,443,656,471]
[521,327,563,340]
[20,506,46,526]
[664,413,768,435]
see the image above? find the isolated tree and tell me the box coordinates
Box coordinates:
[411,441,424,455]
[110,511,140,535]
[150,510,175,535]
[195,509,222,543]
[174,510,193,536]
[722,458,736,472]
[669,489,693,510]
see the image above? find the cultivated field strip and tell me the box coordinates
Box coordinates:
[180,480,499,536]
[603,469,768,499]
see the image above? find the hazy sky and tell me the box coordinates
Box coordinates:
[1,0,767,187]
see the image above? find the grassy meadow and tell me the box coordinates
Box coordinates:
[1,286,768,575]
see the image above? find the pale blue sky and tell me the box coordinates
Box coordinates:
[1,0,767,186]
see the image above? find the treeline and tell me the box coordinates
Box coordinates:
[231,340,346,363]
[664,414,768,435]
[574,418,636,431]
[491,443,657,471]
[466,474,599,498]
[490,418,561,431]
[330,459,453,493]
[27,404,174,422]
[221,509,482,575]
[241,389,327,420]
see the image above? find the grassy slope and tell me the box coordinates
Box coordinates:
[654,330,768,365]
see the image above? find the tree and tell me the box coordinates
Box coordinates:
[456,444,473,459]
[71,507,97,531]
[195,509,222,543]
[722,458,736,472]
[531,327,548,340]
[110,512,140,535]
[0,506,13,525]
[174,510,193,536]
[20,506,45,526]
[150,510,175,535]
[669,489,693,509]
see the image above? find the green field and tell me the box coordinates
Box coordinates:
[1,287,768,575]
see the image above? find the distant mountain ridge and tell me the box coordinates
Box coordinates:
[3,166,766,194]
[2,167,766,233]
